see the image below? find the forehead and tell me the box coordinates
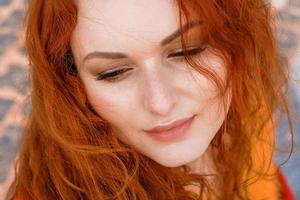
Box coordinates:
[71,0,180,61]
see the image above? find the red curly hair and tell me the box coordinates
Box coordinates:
[6,0,294,199]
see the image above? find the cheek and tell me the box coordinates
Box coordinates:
[83,81,135,128]
[187,52,227,100]
[86,87,140,143]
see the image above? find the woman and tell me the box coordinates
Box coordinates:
[6,0,294,199]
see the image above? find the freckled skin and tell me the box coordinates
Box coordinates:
[70,0,231,169]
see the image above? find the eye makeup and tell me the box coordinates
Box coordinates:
[167,46,206,58]
[96,66,134,82]
[95,45,207,83]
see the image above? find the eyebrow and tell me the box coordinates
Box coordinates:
[82,22,201,63]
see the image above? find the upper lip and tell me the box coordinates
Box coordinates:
[144,115,194,133]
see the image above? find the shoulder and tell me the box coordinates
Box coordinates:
[247,162,282,199]
[245,119,278,198]
[247,119,295,199]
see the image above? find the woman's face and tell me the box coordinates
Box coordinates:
[71,0,231,167]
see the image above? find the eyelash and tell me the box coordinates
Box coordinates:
[167,46,205,58]
[96,46,206,82]
[96,67,133,82]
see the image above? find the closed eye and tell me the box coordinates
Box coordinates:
[96,47,206,83]
[96,67,133,82]
[167,46,206,58]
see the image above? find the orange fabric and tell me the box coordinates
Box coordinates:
[246,117,294,200]
[247,166,295,200]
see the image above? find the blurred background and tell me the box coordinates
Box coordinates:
[0,0,299,199]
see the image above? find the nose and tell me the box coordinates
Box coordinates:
[142,64,177,116]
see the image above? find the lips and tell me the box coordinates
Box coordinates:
[144,115,195,134]
[144,115,196,142]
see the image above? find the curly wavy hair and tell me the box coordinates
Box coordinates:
[6,0,294,199]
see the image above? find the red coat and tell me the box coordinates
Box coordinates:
[279,170,295,200]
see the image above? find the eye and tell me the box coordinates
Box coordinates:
[96,67,134,82]
[167,46,206,58]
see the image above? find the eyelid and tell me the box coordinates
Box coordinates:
[167,45,206,58]
[102,63,134,73]
[95,64,133,81]
[94,43,207,82]
[102,64,129,72]
[172,45,202,53]
[97,45,204,72]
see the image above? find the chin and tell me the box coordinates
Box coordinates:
[150,144,210,168]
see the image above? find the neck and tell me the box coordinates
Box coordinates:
[186,145,216,174]
[183,145,223,198]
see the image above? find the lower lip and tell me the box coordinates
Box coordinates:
[145,115,195,142]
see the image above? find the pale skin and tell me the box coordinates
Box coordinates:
[70,0,231,177]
